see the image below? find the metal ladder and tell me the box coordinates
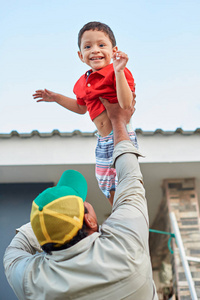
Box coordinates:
[170,212,200,300]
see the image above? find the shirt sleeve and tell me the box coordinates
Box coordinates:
[106,141,149,252]
[76,97,86,106]
[73,75,87,106]
[112,141,147,220]
[3,223,42,300]
[113,67,135,92]
[124,67,135,92]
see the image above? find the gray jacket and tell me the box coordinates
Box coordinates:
[4,140,158,300]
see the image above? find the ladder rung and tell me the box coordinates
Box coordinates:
[186,256,200,263]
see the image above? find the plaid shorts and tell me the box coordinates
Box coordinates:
[95,125,138,198]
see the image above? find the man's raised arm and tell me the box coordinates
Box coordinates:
[100,95,135,146]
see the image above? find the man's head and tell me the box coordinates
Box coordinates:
[30,170,98,252]
[78,21,118,72]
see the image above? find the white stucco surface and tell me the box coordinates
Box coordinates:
[1,130,200,225]
[0,135,96,165]
[1,131,200,166]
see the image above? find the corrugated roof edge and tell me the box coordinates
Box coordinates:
[0,128,200,139]
[0,130,97,139]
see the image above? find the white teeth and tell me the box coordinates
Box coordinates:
[91,57,103,60]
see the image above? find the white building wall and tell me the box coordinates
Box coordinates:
[0,129,200,227]
[1,131,200,166]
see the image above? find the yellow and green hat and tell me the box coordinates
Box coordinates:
[30,170,87,247]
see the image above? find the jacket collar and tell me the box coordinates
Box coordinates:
[46,232,100,261]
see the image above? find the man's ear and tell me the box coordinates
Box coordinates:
[84,214,98,232]
[78,51,84,63]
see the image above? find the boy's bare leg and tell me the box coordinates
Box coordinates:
[108,190,115,206]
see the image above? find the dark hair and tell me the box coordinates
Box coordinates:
[78,21,116,49]
[41,207,89,254]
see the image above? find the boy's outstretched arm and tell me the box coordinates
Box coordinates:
[32,89,87,115]
[113,51,133,110]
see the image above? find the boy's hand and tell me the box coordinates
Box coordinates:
[32,89,57,102]
[112,51,129,73]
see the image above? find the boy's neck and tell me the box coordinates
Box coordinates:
[90,62,112,73]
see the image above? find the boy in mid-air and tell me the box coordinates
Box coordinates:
[33,21,138,204]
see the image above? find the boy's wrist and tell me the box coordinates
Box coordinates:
[55,93,62,103]
[114,69,125,76]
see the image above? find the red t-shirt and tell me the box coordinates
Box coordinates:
[73,63,135,121]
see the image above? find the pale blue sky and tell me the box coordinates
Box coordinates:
[1,0,200,133]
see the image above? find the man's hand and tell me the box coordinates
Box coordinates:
[32,89,57,103]
[112,51,129,73]
[100,93,136,125]
[100,94,136,146]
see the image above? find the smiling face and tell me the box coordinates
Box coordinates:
[78,30,117,72]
